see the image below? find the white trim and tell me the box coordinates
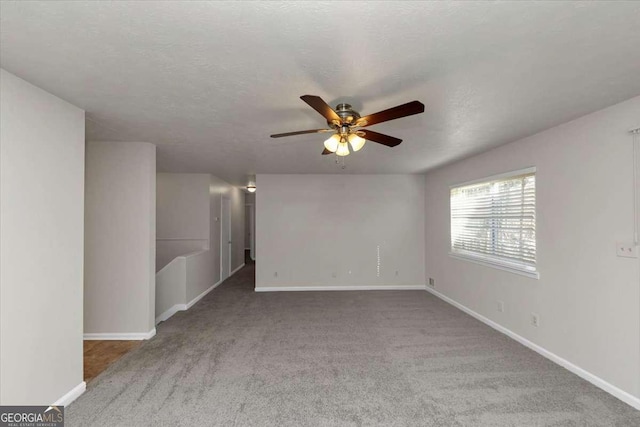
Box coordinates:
[449,252,540,279]
[255,285,425,292]
[247,204,256,261]
[156,279,224,325]
[186,278,224,310]
[155,303,187,324]
[230,262,245,277]
[156,263,244,325]
[220,196,232,281]
[450,166,536,188]
[84,329,156,340]
[424,286,640,410]
[155,264,246,325]
[54,381,86,406]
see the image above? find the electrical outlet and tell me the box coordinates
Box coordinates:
[616,242,638,258]
[428,278,435,287]
[274,272,278,278]
[531,313,539,327]
[497,300,504,313]
[395,270,399,277]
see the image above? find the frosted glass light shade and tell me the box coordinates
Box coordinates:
[348,134,366,152]
[336,142,350,157]
[324,134,340,152]
[247,184,256,193]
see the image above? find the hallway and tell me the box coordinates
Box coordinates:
[67,264,640,426]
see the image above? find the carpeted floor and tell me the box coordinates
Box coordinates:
[68,263,640,426]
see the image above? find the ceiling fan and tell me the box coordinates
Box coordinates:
[270,95,425,156]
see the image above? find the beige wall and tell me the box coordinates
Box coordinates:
[157,173,210,240]
[424,96,640,398]
[84,141,156,336]
[245,192,255,252]
[0,69,85,404]
[256,174,425,289]
[156,173,210,270]
[155,173,244,310]
[209,175,245,282]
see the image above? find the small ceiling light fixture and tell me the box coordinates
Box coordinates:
[247,184,256,193]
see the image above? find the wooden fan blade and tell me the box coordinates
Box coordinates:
[322,148,332,155]
[360,129,402,147]
[300,95,341,123]
[270,129,333,138]
[357,101,424,127]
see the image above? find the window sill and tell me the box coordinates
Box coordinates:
[448,252,540,280]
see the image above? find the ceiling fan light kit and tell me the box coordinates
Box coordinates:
[324,132,367,156]
[348,134,366,152]
[271,95,425,157]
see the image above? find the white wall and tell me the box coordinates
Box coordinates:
[156,173,210,270]
[256,174,425,289]
[155,256,187,322]
[424,96,640,399]
[210,175,245,281]
[84,141,156,337]
[245,192,255,256]
[154,173,244,319]
[0,69,85,404]
[245,208,251,249]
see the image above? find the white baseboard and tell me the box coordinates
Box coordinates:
[255,285,425,292]
[424,286,640,410]
[155,264,247,325]
[230,262,245,277]
[185,278,223,310]
[84,328,156,340]
[156,281,221,325]
[54,382,85,406]
[155,304,187,324]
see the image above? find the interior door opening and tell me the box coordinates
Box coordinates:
[220,196,231,281]
[245,204,255,261]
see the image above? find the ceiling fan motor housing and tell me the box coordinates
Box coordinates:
[329,103,361,128]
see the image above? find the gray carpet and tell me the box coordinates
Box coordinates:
[68,263,640,426]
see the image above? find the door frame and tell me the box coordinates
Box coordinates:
[220,196,232,281]
[245,204,255,261]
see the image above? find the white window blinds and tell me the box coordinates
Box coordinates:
[450,169,536,275]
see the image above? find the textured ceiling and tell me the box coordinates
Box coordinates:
[2,1,640,186]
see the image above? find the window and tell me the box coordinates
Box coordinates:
[450,168,537,278]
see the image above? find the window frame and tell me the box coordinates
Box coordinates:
[448,167,539,279]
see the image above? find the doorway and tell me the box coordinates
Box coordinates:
[220,196,231,281]
[245,204,255,261]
